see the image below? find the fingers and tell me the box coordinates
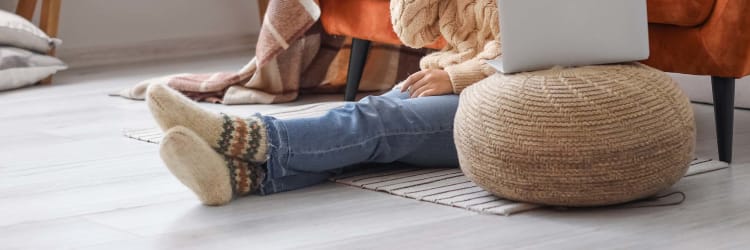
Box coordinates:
[401,71,426,93]
[409,77,432,98]
[418,89,435,98]
[410,80,431,98]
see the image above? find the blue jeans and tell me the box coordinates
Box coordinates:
[258,89,460,195]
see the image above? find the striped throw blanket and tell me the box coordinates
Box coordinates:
[114,0,427,104]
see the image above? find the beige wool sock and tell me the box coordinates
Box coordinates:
[160,126,265,206]
[147,84,268,163]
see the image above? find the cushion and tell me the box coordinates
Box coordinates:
[0,9,60,53]
[647,0,716,27]
[0,46,67,91]
[318,0,445,49]
[454,63,695,207]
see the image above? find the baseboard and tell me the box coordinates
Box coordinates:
[57,34,258,69]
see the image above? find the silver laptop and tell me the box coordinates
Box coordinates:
[488,0,650,74]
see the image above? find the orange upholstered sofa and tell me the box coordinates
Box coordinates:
[319,0,749,163]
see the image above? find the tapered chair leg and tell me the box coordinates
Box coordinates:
[345,38,371,101]
[711,76,736,163]
[15,0,38,20]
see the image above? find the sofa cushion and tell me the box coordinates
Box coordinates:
[647,0,716,27]
[319,0,445,49]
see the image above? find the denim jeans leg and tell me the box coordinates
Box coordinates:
[259,89,460,195]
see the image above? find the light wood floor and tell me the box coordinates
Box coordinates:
[1,53,749,250]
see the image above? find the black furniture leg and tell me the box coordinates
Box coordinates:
[345,38,371,101]
[711,76,736,163]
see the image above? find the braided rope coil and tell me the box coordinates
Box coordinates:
[454,63,696,206]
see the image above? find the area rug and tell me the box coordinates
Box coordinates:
[124,103,730,215]
[329,158,727,215]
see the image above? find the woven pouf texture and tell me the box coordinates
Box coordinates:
[454,63,696,207]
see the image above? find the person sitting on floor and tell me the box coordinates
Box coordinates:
[149,0,501,205]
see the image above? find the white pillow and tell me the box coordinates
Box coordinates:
[0,9,61,53]
[0,46,66,91]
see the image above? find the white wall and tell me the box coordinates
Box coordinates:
[54,0,260,49]
[2,0,262,67]
[673,74,750,109]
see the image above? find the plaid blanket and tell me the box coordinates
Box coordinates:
[114,0,427,104]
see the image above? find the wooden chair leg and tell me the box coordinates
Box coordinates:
[40,0,61,41]
[345,38,371,101]
[39,0,61,84]
[16,0,38,21]
[711,76,736,163]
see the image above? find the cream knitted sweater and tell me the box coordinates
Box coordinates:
[391,0,500,94]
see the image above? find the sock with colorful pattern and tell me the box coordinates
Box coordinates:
[147,83,268,163]
[160,126,265,206]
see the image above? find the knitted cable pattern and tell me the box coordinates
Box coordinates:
[390,0,501,94]
[390,0,442,48]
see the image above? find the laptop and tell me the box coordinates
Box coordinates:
[488,0,650,74]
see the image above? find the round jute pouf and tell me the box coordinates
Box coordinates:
[454,63,695,207]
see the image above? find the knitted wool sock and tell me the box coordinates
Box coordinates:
[160,126,265,206]
[147,84,268,163]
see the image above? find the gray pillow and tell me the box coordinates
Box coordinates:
[0,46,67,91]
[0,9,61,53]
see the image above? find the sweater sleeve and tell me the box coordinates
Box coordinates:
[444,40,502,93]
[390,0,442,48]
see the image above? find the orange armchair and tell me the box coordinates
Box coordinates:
[644,0,750,163]
[319,0,749,162]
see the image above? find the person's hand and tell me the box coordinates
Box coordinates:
[400,69,454,98]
